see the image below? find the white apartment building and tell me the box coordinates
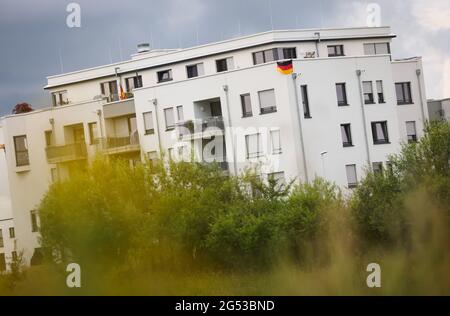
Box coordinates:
[0,26,428,265]
[0,124,16,273]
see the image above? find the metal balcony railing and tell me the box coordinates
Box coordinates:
[45,142,87,163]
[176,116,224,138]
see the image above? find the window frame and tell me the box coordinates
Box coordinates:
[164,108,175,131]
[345,164,358,188]
[336,83,348,106]
[327,45,345,57]
[363,81,375,104]
[245,133,262,159]
[13,135,29,167]
[371,121,390,145]
[376,80,385,103]
[406,121,417,143]
[216,57,233,72]
[395,82,413,105]
[340,123,353,147]
[9,227,15,239]
[300,85,311,118]
[143,111,155,135]
[258,89,277,115]
[270,129,282,154]
[157,69,173,83]
[30,210,39,233]
[240,93,253,117]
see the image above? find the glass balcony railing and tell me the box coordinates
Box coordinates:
[45,142,87,163]
[176,116,224,138]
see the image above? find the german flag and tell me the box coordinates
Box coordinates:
[277,60,293,75]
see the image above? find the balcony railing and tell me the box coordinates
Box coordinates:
[46,142,87,164]
[97,132,140,154]
[176,116,224,138]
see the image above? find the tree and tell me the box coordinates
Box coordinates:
[12,103,33,114]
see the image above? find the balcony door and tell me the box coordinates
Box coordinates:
[73,126,85,143]
[210,101,222,117]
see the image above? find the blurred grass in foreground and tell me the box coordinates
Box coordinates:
[1,121,449,296]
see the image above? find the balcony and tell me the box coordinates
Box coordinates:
[46,142,87,164]
[176,116,224,140]
[97,133,140,155]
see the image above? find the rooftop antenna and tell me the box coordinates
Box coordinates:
[58,48,64,74]
[118,36,124,61]
[108,47,113,64]
[269,0,274,30]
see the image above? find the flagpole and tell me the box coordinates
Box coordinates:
[269,0,274,30]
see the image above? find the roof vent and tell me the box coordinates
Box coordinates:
[137,43,151,53]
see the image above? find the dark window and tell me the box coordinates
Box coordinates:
[396,82,413,105]
[14,135,29,167]
[372,162,383,174]
[336,83,348,106]
[100,80,119,102]
[125,75,143,93]
[341,124,353,147]
[0,229,3,248]
[376,80,385,103]
[241,94,253,117]
[300,85,311,118]
[363,81,374,104]
[30,210,39,232]
[157,69,173,83]
[406,121,417,143]
[9,227,15,239]
[0,253,5,271]
[252,47,297,65]
[216,58,233,72]
[371,121,390,144]
[258,89,277,114]
[12,251,18,262]
[328,45,344,57]
[186,63,204,78]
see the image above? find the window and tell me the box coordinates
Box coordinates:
[52,90,69,107]
[88,122,99,145]
[9,227,15,239]
[258,89,277,114]
[245,133,262,159]
[268,171,286,189]
[371,121,390,144]
[0,230,3,248]
[176,106,184,122]
[31,210,39,232]
[143,112,154,135]
[363,43,390,55]
[270,129,282,154]
[125,75,143,93]
[346,164,358,188]
[148,151,158,165]
[0,253,5,271]
[396,82,412,105]
[363,81,374,104]
[301,85,311,118]
[45,130,53,147]
[252,47,297,65]
[216,57,234,72]
[373,162,383,174]
[327,45,344,57]
[157,69,173,83]
[168,148,174,161]
[164,108,175,130]
[336,83,348,106]
[186,63,204,78]
[241,94,253,117]
[406,121,417,143]
[100,80,119,102]
[51,168,59,183]
[14,135,29,167]
[12,251,18,262]
[376,80,385,103]
[341,124,353,147]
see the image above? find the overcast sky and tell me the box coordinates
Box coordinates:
[0,0,450,213]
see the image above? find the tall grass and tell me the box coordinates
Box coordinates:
[1,121,449,296]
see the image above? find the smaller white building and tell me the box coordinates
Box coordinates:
[427,98,450,121]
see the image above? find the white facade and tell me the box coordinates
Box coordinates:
[427,98,450,121]
[0,26,428,265]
